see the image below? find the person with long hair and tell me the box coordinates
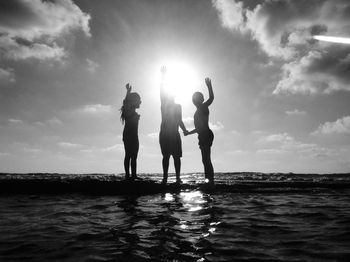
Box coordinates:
[120,83,141,180]
[185,78,215,185]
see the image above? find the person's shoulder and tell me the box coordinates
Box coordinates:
[161,96,172,105]
[175,103,182,109]
[174,104,182,113]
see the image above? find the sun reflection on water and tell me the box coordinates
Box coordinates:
[180,190,206,212]
[158,190,221,260]
[178,190,220,243]
[164,193,174,202]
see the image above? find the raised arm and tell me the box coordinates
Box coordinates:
[125,83,132,98]
[203,77,214,106]
[160,66,167,101]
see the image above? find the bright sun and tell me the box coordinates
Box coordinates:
[158,61,200,105]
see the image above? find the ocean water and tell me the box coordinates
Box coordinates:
[1,173,350,261]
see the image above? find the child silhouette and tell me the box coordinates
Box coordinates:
[159,66,188,184]
[120,83,141,180]
[185,78,215,184]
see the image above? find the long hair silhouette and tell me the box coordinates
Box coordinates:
[121,83,141,180]
[120,92,141,124]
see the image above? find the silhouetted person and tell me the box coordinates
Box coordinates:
[159,66,188,184]
[185,78,214,184]
[120,83,141,180]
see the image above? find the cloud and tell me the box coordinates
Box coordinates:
[209,121,224,131]
[102,144,124,152]
[226,149,249,155]
[257,132,336,158]
[183,117,194,124]
[285,109,306,116]
[34,121,45,127]
[22,147,42,154]
[0,67,15,83]
[258,132,293,143]
[79,144,124,155]
[274,50,350,94]
[79,104,114,114]
[0,0,90,61]
[86,59,100,73]
[34,117,63,128]
[256,148,287,155]
[312,116,350,135]
[0,37,65,61]
[57,142,81,149]
[47,117,63,126]
[0,152,11,157]
[213,0,350,94]
[8,119,24,124]
[212,0,245,31]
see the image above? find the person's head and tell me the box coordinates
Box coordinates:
[120,92,141,123]
[192,92,204,107]
[126,92,141,109]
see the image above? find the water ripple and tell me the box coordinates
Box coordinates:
[1,190,350,261]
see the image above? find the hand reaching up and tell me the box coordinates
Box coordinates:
[126,83,132,92]
[204,77,214,105]
[205,78,212,88]
[161,66,167,75]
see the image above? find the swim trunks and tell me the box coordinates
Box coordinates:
[159,131,182,157]
[198,129,214,149]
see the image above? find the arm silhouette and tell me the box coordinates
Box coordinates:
[203,78,214,106]
[160,66,167,103]
[185,129,197,136]
[125,83,132,98]
[178,106,188,135]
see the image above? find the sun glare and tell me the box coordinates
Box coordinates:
[159,61,200,105]
[313,35,350,45]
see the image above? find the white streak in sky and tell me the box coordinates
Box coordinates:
[313,35,350,44]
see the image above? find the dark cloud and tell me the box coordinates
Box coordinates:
[0,0,90,61]
[213,0,350,94]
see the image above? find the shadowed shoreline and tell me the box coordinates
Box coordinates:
[1,173,349,195]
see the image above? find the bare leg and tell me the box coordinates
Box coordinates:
[201,147,214,184]
[162,154,170,184]
[173,156,181,183]
[131,157,137,178]
[207,147,214,181]
[124,154,130,179]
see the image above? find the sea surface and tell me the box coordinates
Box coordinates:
[1,173,350,261]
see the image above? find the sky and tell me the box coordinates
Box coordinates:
[0,0,350,174]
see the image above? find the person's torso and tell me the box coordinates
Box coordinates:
[123,111,139,138]
[160,103,181,134]
[194,104,210,133]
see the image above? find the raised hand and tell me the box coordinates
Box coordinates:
[205,77,212,88]
[204,77,214,106]
[161,66,167,75]
[126,83,132,92]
